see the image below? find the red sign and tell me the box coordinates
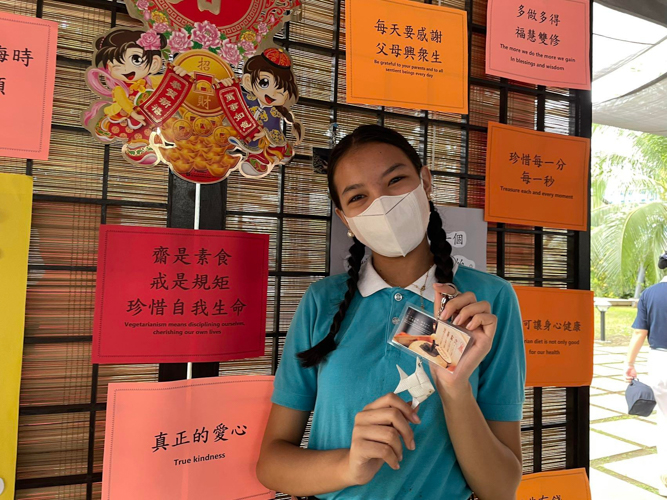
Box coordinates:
[218,83,262,140]
[92,225,269,364]
[136,66,193,127]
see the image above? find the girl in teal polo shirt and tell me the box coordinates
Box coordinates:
[257,125,526,500]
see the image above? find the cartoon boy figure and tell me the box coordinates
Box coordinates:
[220,48,303,177]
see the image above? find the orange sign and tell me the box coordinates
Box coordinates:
[0,12,58,160]
[486,0,591,90]
[485,122,590,231]
[516,468,591,500]
[514,286,594,388]
[346,0,468,114]
[102,376,274,500]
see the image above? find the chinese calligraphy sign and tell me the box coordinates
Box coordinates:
[486,0,591,89]
[346,0,468,114]
[485,122,590,231]
[514,286,594,387]
[103,376,274,500]
[82,0,303,183]
[517,468,591,500]
[0,12,58,160]
[93,225,269,364]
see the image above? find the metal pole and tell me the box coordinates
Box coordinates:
[600,309,606,342]
[187,183,202,380]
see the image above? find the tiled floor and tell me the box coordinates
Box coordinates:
[590,343,665,498]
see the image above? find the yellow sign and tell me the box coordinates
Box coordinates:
[346,0,468,114]
[0,173,33,499]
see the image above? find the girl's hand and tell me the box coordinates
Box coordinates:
[624,365,637,382]
[253,128,267,141]
[173,65,192,78]
[431,284,497,395]
[344,393,420,486]
[219,77,234,88]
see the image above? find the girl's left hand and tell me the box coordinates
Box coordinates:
[430,284,497,396]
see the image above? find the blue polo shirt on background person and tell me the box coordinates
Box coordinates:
[271,261,526,500]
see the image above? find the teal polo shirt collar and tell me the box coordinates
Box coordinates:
[357,259,459,302]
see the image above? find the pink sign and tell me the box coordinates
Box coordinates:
[103,376,275,500]
[0,12,58,160]
[486,0,591,90]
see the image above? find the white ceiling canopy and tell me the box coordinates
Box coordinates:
[592,1,667,136]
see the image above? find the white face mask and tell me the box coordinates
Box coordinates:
[344,180,430,258]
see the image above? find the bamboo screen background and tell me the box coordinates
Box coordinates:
[0,0,592,497]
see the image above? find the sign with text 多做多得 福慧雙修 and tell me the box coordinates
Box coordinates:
[485,122,590,232]
[345,0,468,114]
[92,225,269,364]
[485,0,591,90]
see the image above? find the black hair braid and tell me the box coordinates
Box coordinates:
[297,238,366,367]
[427,200,455,284]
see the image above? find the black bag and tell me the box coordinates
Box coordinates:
[625,378,657,417]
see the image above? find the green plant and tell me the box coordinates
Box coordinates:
[591,127,667,298]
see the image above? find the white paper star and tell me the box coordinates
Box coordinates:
[393,358,435,409]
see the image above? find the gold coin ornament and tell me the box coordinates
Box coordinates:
[82,0,303,184]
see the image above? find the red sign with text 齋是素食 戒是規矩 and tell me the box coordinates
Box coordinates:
[92,225,269,364]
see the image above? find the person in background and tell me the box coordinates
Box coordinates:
[625,251,667,496]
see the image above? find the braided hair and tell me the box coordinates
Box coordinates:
[297,125,455,368]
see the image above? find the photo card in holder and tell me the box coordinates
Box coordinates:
[390,304,472,372]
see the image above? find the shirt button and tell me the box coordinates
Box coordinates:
[392,317,400,325]
[394,292,403,302]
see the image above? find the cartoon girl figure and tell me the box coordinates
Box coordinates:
[221,48,303,177]
[84,29,188,166]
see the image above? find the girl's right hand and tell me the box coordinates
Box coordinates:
[625,365,637,382]
[344,393,420,486]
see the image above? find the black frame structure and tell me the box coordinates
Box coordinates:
[4,0,592,497]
